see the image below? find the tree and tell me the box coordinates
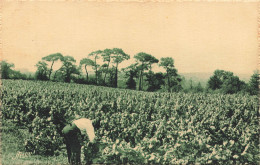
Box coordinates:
[88,50,103,85]
[159,57,181,92]
[194,82,204,92]
[101,49,113,85]
[59,56,79,83]
[189,79,193,90]
[248,71,259,95]
[35,61,49,80]
[79,58,94,82]
[0,61,28,80]
[169,74,182,92]
[0,61,14,79]
[110,48,130,88]
[208,70,234,90]
[42,53,63,80]
[208,69,246,94]
[134,52,159,90]
[97,64,109,85]
[122,63,139,90]
[9,70,27,80]
[221,75,245,94]
[145,72,165,91]
[208,74,222,90]
[107,66,116,87]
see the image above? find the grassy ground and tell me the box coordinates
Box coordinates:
[1,120,68,165]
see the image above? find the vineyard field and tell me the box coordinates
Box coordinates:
[1,79,259,164]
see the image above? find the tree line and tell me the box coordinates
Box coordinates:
[1,48,259,95]
[33,49,183,92]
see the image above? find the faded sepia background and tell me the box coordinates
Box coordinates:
[1,1,258,76]
[1,2,259,164]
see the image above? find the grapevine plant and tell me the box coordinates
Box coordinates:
[2,80,259,164]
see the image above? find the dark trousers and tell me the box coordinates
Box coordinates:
[62,123,82,165]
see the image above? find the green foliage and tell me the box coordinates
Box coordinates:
[134,52,158,65]
[59,56,79,82]
[110,48,130,65]
[221,76,246,94]
[159,57,174,69]
[25,118,63,156]
[126,75,136,90]
[42,53,63,62]
[88,50,103,85]
[134,52,159,90]
[86,48,130,87]
[79,58,95,83]
[145,71,165,91]
[107,48,130,87]
[208,70,247,94]
[183,80,205,93]
[159,57,182,92]
[2,79,259,164]
[195,82,204,92]
[80,58,94,67]
[208,74,222,90]
[35,52,253,95]
[1,61,14,79]
[114,48,130,88]
[123,63,139,90]
[0,61,29,80]
[248,71,259,95]
[9,70,28,80]
[42,53,64,80]
[35,61,49,81]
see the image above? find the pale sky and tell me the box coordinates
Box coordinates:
[1,1,258,74]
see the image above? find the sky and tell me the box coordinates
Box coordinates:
[1,1,258,75]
